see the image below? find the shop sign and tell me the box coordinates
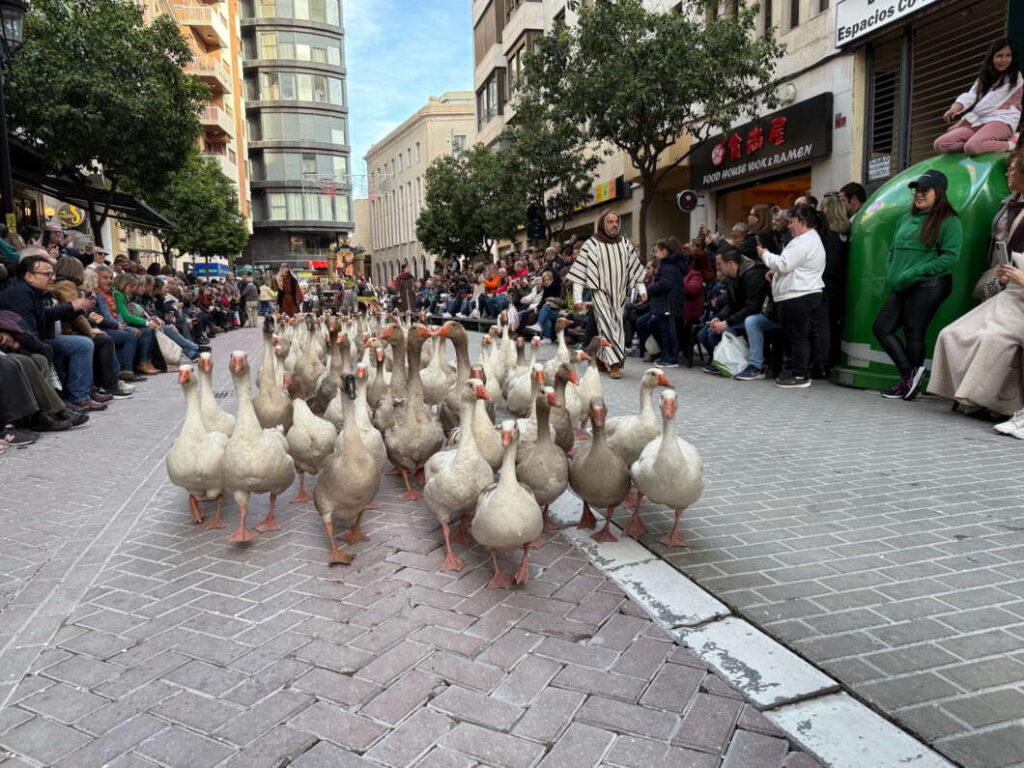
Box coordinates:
[56,203,85,228]
[691,93,833,190]
[569,176,630,214]
[868,155,892,181]
[193,262,228,277]
[835,0,942,46]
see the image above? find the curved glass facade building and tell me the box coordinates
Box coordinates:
[240,0,352,264]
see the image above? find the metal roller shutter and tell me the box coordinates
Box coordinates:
[908,0,1008,165]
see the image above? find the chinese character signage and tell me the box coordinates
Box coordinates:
[691,93,833,191]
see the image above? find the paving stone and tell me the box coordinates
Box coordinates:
[418,651,505,691]
[612,636,673,679]
[413,746,476,768]
[215,689,313,746]
[289,740,376,766]
[52,713,168,768]
[359,669,443,725]
[640,662,705,712]
[41,655,120,688]
[410,626,487,657]
[365,708,452,767]
[221,725,318,768]
[939,658,1024,692]
[720,729,789,768]
[577,695,677,740]
[604,736,718,768]
[288,700,387,752]
[538,721,615,768]
[492,655,563,707]
[293,666,380,708]
[513,687,586,742]
[151,689,242,731]
[441,722,545,768]
[137,726,234,768]
[0,716,92,765]
[552,663,647,702]
[357,640,432,685]
[430,685,523,731]
[674,692,743,753]
[942,689,1024,728]
[940,724,1024,768]
[18,683,108,724]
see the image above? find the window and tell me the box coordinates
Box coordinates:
[254,0,341,25]
[789,0,799,28]
[397,153,403,172]
[258,112,347,144]
[452,135,467,155]
[473,1,498,66]
[268,192,287,219]
[415,142,421,163]
[818,0,828,10]
[259,72,344,105]
[763,0,773,31]
[256,30,343,65]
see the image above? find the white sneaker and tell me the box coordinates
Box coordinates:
[525,324,542,333]
[994,409,1024,434]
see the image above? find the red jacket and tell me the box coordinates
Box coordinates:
[683,267,705,323]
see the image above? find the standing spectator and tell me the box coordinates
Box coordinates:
[818,193,852,371]
[395,262,416,313]
[756,204,827,389]
[240,275,259,327]
[934,38,1021,156]
[273,264,303,316]
[839,182,867,218]
[873,170,962,400]
[258,280,275,316]
[645,238,688,368]
[567,210,646,378]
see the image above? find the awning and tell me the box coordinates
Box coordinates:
[9,140,174,231]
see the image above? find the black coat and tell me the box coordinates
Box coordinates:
[647,252,688,317]
[0,278,80,340]
[722,256,769,328]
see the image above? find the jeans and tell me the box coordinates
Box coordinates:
[53,334,94,402]
[134,327,155,367]
[744,313,783,370]
[698,324,722,357]
[258,300,272,316]
[538,304,559,340]
[636,312,656,354]
[105,328,138,373]
[776,292,823,378]
[163,327,199,359]
[872,275,952,376]
[485,293,509,317]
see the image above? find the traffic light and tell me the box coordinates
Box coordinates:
[526,203,546,240]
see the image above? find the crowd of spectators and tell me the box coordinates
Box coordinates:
[0,224,260,449]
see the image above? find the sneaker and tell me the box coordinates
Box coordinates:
[903,366,926,401]
[702,363,721,375]
[880,376,909,399]
[525,324,543,334]
[775,373,811,388]
[734,365,766,381]
[110,381,134,399]
[441,312,452,318]
[654,359,679,368]
[2,426,37,446]
[994,409,1024,435]
[61,409,90,427]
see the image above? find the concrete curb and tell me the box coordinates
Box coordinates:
[548,491,958,768]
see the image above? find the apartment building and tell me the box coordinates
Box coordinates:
[365,92,475,286]
[239,0,353,266]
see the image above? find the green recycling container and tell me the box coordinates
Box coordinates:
[833,152,1010,390]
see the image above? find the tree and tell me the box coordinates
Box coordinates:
[416,144,524,258]
[502,91,602,242]
[520,0,784,257]
[6,0,209,245]
[145,150,249,266]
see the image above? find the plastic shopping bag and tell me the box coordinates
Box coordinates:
[712,332,749,378]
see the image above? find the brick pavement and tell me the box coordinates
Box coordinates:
[592,352,1024,768]
[0,328,819,768]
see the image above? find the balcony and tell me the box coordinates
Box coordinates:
[200,105,234,137]
[202,148,238,180]
[502,0,544,56]
[172,3,230,49]
[185,53,232,93]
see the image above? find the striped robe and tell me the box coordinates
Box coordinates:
[568,238,645,367]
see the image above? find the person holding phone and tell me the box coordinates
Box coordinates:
[930,146,1024,425]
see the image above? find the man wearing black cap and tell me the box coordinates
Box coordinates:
[873,169,962,401]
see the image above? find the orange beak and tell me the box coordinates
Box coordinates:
[177,367,192,384]
[657,373,673,388]
[662,397,678,419]
[337,333,348,344]
[475,384,491,400]
[579,352,590,361]
[198,356,212,373]
[546,389,559,407]
[568,371,580,385]
[379,326,395,340]
[533,369,545,384]
[438,324,451,337]
[229,354,246,375]
[600,338,613,348]
[501,429,513,447]
[356,365,367,379]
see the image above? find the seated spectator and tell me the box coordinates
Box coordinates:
[754,204,827,389]
[152,278,200,360]
[699,246,768,373]
[523,270,565,342]
[113,272,162,376]
[930,146,1024,424]
[92,265,146,382]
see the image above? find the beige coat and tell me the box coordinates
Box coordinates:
[929,283,1024,415]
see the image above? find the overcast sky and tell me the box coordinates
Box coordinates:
[344,0,472,197]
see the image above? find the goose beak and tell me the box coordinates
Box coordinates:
[579,351,590,361]
[198,354,212,373]
[662,397,678,419]
[475,384,491,401]
[568,371,580,385]
[229,353,247,375]
[600,338,612,348]
[546,390,559,407]
[337,333,348,344]
[501,429,513,447]
[532,338,541,346]
[656,373,673,388]
[437,323,452,337]
[533,369,545,384]
[177,366,192,384]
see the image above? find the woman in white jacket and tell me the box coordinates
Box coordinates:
[755,204,826,389]
[934,38,1021,156]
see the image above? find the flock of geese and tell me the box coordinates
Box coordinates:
[165,313,705,588]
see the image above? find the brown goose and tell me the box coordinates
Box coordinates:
[568,398,631,543]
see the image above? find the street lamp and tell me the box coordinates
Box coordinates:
[0,0,27,235]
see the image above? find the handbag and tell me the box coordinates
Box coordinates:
[156,329,184,363]
[974,206,1024,300]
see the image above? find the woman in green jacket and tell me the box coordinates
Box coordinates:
[873,169,963,401]
[113,273,160,375]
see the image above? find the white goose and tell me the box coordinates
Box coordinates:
[505,338,543,417]
[166,364,227,526]
[196,352,235,437]
[566,336,612,438]
[632,390,705,548]
[286,399,338,504]
[516,387,569,546]
[543,317,573,384]
[471,420,543,588]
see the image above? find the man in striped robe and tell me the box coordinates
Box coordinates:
[568,210,646,379]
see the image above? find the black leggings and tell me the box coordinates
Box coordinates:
[872,275,952,377]
[777,292,822,377]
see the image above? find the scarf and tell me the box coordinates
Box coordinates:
[591,209,623,245]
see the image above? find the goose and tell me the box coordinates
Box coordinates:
[322,332,355,429]
[166,364,227,527]
[487,325,509,389]
[423,378,494,571]
[516,387,569,546]
[349,362,387,474]
[517,363,576,453]
[501,337,527,402]
[313,374,381,564]
[505,338,542,417]
[373,323,409,433]
[543,317,574,384]
[468,364,502,471]
[566,336,613,438]
[421,334,455,406]
[196,352,235,437]
[384,324,445,500]
[471,420,543,588]
[436,321,474,436]
[292,323,326,400]
[605,368,674,532]
[222,351,296,542]
[367,344,390,410]
[478,336,501,403]
[631,390,705,548]
[569,398,631,543]
[286,398,338,504]
[254,338,292,432]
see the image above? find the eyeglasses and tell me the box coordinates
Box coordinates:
[32,270,54,277]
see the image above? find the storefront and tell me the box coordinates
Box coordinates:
[690,93,835,231]
[837,0,1011,192]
